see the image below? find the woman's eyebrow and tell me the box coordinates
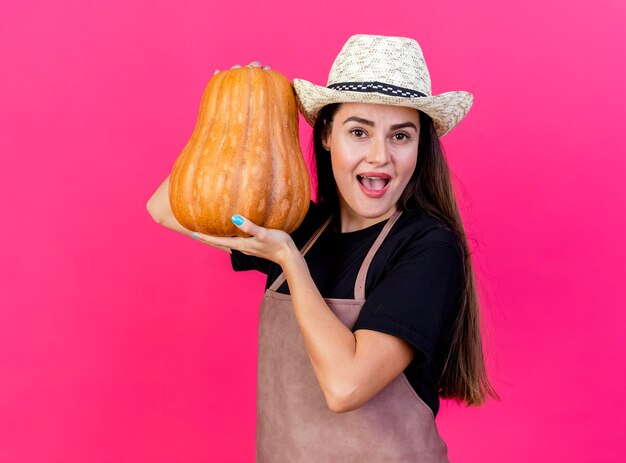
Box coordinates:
[342,116,374,126]
[390,122,418,131]
[342,117,418,132]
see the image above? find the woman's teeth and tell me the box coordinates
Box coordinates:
[358,175,389,191]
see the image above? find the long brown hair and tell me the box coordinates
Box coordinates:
[311,103,499,406]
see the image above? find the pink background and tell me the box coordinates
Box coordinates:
[1,0,625,461]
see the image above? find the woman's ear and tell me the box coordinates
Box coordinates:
[322,126,331,152]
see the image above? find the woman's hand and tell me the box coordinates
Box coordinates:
[191,215,299,269]
[214,61,271,75]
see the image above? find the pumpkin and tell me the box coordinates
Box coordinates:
[168,65,310,237]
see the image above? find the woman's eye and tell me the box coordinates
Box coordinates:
[350,128,366,138]
[392,132,409,141]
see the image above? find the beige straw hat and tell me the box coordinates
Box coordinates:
[293,34,473,137]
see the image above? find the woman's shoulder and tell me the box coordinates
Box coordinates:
[393,209,460,249]
[380,209,465,276]
[375,210,464,295]
[361,209,464,279]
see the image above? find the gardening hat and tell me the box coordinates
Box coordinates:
[292,34,473,137]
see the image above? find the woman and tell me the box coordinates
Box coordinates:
[148,34,497,462]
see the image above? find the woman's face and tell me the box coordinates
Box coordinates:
[322,103,420,232]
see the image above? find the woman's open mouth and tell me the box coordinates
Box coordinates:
[357,173,391,198]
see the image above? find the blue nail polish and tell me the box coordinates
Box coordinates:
[191,232,198,239]
[232,215,244,226]
[263,65,271,70]
[251,61,260,66]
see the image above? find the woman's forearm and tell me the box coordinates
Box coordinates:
[281,246,360,411]
[147,175,231,252]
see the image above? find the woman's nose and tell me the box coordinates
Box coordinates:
[365,138,391,165]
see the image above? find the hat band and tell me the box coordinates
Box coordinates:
[327,81,427,98]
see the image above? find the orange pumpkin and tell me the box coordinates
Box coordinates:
[169,65,310,237]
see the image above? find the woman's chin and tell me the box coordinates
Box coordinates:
[339,202,398,231]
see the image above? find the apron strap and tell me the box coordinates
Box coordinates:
[353,211,402,300]
[268,215,334,292]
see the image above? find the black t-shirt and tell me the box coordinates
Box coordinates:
[230,202,463,417]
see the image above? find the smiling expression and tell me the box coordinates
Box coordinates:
[322,103,420,232]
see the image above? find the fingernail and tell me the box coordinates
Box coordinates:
[231,215,244,226]
[232,64,241,68]
[191,232,199,239]
[213,69,220,75]
[251,61,260,66]
[263,65,271,70]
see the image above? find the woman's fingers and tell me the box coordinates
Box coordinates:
[192,215,293,265]
[224,62,270,71]
[249,62,271,70]
[192,232,240,250]
[231,214,263,237]
[190,215,259,253]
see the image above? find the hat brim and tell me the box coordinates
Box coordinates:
[293,78,473,137]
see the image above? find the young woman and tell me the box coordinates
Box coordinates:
[148,34,497,462]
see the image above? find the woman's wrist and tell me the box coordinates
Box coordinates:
[279,240,307,276]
